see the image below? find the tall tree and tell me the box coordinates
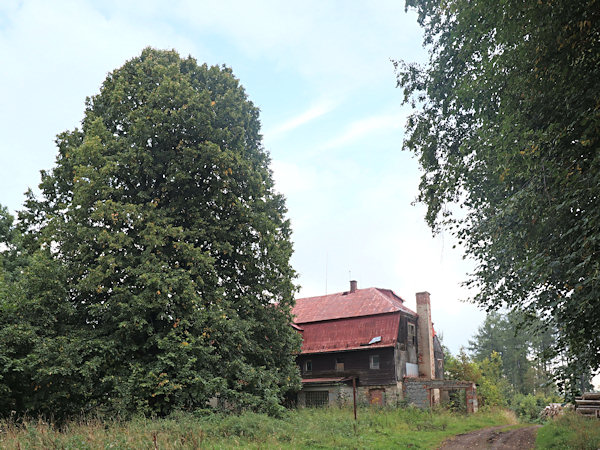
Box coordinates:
[396,0,600,393]
[10,48,300,418]
[468,312,555,395]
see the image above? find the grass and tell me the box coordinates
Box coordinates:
[536,411,600,449]
[0,407,515,449]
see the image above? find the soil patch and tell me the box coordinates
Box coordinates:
[438,424,541,449]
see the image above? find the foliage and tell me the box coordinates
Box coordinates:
[468,311,556,396]
[509,392,560,423]
[396,0,600,392]
[0,48,301,419]
[444,349,510,408]
[536,411,600,449]
[0,205,28,283]
[0,407,514,449]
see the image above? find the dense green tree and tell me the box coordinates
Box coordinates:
[468,312,555,395]
[0,205,27,282]
[396,0,600,392]
[6,48,300,418]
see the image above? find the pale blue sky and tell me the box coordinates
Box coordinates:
[0,0,487,353]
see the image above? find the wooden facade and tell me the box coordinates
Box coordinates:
[297,347,397,387]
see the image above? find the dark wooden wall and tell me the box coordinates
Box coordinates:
[297,347,396,386]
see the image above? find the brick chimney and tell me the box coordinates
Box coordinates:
[350,280,357,293]
[416,291,435,379]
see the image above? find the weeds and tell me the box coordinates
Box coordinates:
[536,411,600,449]
[0,407,514,449]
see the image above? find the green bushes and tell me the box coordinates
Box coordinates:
[509,393,561,422]
[445,350,511,408]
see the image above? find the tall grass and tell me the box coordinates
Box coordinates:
[536,412,600,449]
[0,407,514,449]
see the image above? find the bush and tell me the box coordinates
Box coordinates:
[510,393,561,422]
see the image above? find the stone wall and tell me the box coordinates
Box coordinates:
[404,380,430,408]
[298,381,404,407]
[404,378,478,412]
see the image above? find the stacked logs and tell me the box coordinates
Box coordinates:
[575,392,600,418]
[540,403,564,419]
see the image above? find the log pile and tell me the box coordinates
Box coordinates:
[540,403,563,419]
[575,392,600,418]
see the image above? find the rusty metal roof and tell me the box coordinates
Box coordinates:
[293,287,416,324]
[298,313,401,354]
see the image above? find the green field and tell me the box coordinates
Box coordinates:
[536,412,600,450]
[0,407,515,449]
[1,407,597,449]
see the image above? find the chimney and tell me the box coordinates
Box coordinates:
[416,291,435,379]
[350,280,358,293]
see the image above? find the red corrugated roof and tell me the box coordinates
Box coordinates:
[298,313,401,354]
[293,287,416,324]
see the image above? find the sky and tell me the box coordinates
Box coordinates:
[0,0,488,354]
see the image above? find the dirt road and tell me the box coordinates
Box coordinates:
[438,425,541,449]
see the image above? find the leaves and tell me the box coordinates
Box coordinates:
[398,0,600,387]
[0,48,301,419]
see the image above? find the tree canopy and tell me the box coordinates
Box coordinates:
[396,0,600,390]
[1,48,300,418]
[468,311,556,396]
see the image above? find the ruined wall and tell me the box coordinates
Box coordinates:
[404,379,478,413]
[404,380,431,408]
[298,382,405,407]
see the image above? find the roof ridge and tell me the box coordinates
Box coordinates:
[296,286,374,301]
[293,286,417,323]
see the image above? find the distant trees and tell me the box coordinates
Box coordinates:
[468,312,555,396]
[397,0,600,392]
[445,311,563,416]
[0,48,301,419]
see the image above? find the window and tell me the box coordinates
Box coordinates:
[370,354,380,369]
[304,360,312,373]
[408,323,416,345]
[305,391,329,407]
[335,357,344,371]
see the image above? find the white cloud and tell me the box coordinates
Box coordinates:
[270,160,318,196]
[319,111,407,151]
[170,0,425,91]
[266,100,337,139]
[0,0,198,212]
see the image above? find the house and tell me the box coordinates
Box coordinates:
[292,281,453,408]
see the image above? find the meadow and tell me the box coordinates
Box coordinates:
[1,406,598,449]
[536,411,600,449]
[0,407,514,449]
